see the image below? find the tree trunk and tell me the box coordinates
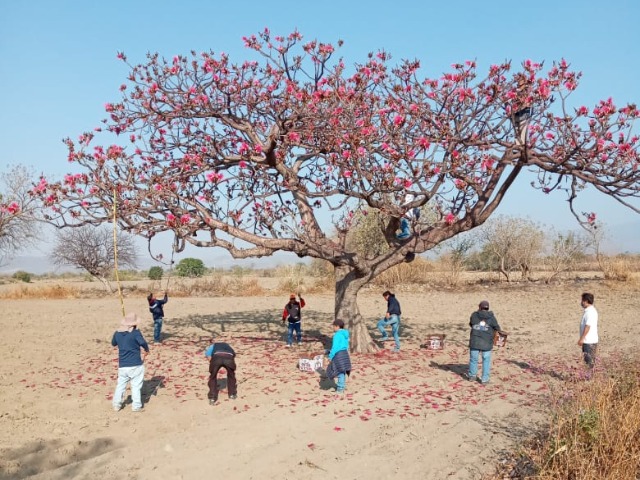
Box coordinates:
[334,265,378,354]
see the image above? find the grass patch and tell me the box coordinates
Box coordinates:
[0,284,83,299]
[490,354,640,479]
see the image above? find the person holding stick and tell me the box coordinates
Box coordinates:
[147,291,168,344]
[112,312,149,412]
[282,293,305,347]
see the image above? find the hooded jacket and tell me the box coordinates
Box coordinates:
[149,294,168,320]
[328,329,350,360]
[468,309,501,351]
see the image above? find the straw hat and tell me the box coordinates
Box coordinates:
[120,312,139,328]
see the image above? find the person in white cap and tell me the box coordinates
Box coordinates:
[111,312,150,412]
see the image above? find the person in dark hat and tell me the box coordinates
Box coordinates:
[281,293,306,347]
[111,312,149,412]
[467,300,501,384]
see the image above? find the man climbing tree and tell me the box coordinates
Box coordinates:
[35,30,640,352]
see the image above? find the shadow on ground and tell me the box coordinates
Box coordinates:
[0,437,120,480]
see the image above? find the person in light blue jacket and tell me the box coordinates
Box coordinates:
[325,319,352,394]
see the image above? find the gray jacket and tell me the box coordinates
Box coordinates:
[469,310,501,351]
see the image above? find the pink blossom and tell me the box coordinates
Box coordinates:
[287,132,301,142]
[357,147,367,156]
[393,115,404,126]
[343,170,352,178]
[206,172,223,183]
[586,212,596,224]
[153,184,162,191]
[545,133,555,140]
[342,150,351,160]
[180,214,191,224]
[254,144,263,153]
[445,213,455,224]
[403,179,412,189]
[5,202,20,214]
[166,213,176,223]
[238,142,250,155]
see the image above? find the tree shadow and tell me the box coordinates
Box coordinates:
[429,361,469,380]
[504,359,568,381]
[0,437,120,480]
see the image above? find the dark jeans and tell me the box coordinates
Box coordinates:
[208,355,237,400]
[582,343,597,368]
[287,321,302,345]
[153,318,163,343]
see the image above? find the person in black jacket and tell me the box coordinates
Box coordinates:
[467,300,501,384]
[147,292,168,343]
[377,291,401,352]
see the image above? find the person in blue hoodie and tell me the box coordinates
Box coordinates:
[325,319,351,394]
[147,291,168,343]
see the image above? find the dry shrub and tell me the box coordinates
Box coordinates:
[167,275,265,297]
[372,258,435,287]
[273,264,308,294]
[600,257,633,281]
[494,355,640,479]
[0,284,82,299]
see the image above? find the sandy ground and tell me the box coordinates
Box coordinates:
[0,278,638,480]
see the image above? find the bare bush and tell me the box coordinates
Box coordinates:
[478,216,545,281]
[51,225,138,291]
[0,165,42,265]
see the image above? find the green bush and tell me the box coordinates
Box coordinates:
[148,266,164,280]
[12,270,32,283]
[175,258,205,278]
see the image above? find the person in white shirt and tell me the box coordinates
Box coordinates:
[578,292,598,368]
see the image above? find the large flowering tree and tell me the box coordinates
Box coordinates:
[37,30,640,352]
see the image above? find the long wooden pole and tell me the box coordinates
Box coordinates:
[112,189,125,317]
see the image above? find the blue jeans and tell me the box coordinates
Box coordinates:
[468,349,492,383]
[377,315,400,350]
[113,364,145,411]
[153,318,163,343]
[287,321,301,345]
[336,373,346,392]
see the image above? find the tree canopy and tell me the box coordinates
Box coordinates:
[35,30,640,351]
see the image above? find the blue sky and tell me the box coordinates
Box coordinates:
[1,0,639,269]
